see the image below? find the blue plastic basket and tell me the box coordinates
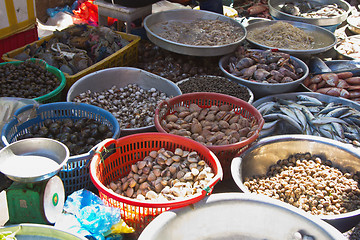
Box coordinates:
[1,102,121,196]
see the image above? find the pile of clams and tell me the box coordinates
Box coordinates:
[226,47,305,84]
[107,147,215,201]
[159,103,259,146]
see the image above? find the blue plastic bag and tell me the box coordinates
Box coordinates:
[47,5,72,18]
[55,189,122,240]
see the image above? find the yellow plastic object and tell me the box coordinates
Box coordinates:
[2,28,140,90]
[193,6,238,18]
[104,219,135,236]
[0,0,36,39]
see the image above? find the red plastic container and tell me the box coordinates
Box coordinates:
[90,133,223,233]
[154,92,264,179]
[0,26,38,62]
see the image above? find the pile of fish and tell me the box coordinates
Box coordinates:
[257,94,360,146]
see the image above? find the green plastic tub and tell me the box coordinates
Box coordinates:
[0,59,66,103]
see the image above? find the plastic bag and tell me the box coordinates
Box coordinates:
[0,97,39,149]
[72,1,99,26]
[47,5,73,18]
[55,189,122,240]
[104,220,135,236]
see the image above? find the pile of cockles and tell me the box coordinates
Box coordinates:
[72,84,169,129]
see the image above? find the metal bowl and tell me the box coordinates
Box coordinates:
[0,224,87,240]
[335,35,360,60]
[231,134,360,233]
[0,138,69,183]
[268,0,350,27]
[253,91,360,116]
[143,9,246,57]
[67,67,182,136]
[218,50,309,98]
[176,75,254,104]
[347,15,360,34]
[246,20,337,57]
[139,192,346,240]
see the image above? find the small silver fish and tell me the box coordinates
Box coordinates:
[296,95,323,106]
[331,122,345,139]
[311,116,348,125]
[276,113,303,132]
[325,107,351,118]
[262,119,280,130]
[257,101,277,115]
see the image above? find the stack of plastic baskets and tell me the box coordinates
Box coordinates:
[89,133,223,233]
[1,102,120,196]
[154,92,264,180]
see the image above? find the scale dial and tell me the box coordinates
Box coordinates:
[43,175,65,224]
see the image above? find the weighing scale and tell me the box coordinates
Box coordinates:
[0,138,70,225]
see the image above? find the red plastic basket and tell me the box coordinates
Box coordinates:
[154,92,264,179]
[90,133,223,233]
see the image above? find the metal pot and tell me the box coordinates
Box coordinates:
[268,0,350,27]
[139,192,346,240]
[231,134,360,232]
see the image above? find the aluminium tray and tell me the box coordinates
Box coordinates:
[268,0,350,26]
[246,20,337,57]
[143,9,246,57]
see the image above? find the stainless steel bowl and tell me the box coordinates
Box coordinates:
[143,9,247,57]
[231,134,360,233]
[67,67,182,136]
[176,75,254,104]
[0,224,87,240]
[218,50,309,98]
[335,35,360,60]
[246,20,337,57]
[347,15,360,34]
[0,138,69,183]
[268,0,350,26]
[139,192,346,240]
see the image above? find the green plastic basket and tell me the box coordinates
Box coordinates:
[0,58,66,103]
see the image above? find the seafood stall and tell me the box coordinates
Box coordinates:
[3,0,360,239]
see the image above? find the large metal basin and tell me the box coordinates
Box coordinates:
[143,9,246,57]
[231,134,360,233]
[246,20,337,57]
[67,67,182,136]
[139,192,346,240]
